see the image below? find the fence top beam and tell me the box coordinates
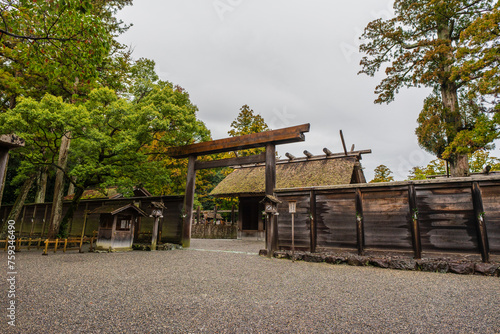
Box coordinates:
[274,175,500,193]
[167,124,310,159]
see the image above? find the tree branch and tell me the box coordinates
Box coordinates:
[0,28,77,42]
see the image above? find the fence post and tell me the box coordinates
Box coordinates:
[54,239,59,253]
[355,188,364,256]
[471,182,489,263]
[408,183,422,259]
[42,239,49,255]
[63,238,68,252]
[309,190,316,253]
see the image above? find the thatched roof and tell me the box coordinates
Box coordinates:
[210,156,362,197]
[64,186,152,201]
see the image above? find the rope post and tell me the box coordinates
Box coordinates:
[42,239,49,255]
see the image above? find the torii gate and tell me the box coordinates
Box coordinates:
[168,124,310,254]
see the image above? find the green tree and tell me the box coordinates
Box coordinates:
[455,2,500,113]
[415,91,498,161]
[468,149,500,173]
[407,166,427,180]
[0,94,89,235]
[359,0,496,177]
[228,104,269,156]
[0,0,132,109]
[370,165,395,183]
[0,85,210,237]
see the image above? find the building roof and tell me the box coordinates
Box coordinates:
[89,203,147,216]
[64,186,152,201]
[210,156,364,197]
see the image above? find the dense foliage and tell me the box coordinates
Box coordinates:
[360,0,499,176]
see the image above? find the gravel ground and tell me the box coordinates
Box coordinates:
[1,239,499,333]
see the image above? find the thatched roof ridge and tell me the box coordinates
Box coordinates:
[210,156,361,197]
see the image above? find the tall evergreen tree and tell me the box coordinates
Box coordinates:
[359,0,497,177]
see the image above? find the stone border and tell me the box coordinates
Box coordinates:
[259,250,500,276]
[131,243,183,251]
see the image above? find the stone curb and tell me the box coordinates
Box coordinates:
[265,250,500,276]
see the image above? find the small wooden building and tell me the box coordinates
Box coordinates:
[210,150,368,239]
[92,203,147,251]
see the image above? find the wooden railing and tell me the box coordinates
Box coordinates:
[0,231,98,255]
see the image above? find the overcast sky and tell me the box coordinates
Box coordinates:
[117,0,499,181]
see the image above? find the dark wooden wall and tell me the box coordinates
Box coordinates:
[275,177,500,261]
[0,196,184,244]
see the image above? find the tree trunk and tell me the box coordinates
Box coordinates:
[0,175,35,236]
[35,167,48,203]
[58,186,84,238]
[47,134,71,239]
[437,22,470,177]
[67,177,75,197]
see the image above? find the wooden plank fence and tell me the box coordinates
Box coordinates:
[275,176,500,262]
[0,195,185,245]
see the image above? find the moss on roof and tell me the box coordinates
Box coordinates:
[210,157,358,196]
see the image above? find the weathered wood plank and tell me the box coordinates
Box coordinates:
[266,143,277,256]
[355,188,364,255]
[194,153,266,170]
[168,124,310,158]
[408,183,422,259]
[471,182,489,262]
[310,190,316,252]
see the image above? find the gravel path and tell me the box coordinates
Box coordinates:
[1,239,499,333]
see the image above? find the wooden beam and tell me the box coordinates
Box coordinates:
[471,182,489,262]
[355,188,364,256]
[265,144,276,196]
[323,148,333,156]
[181,155,196,248]
[340,130,348,156]
[310,190,316,253]
[265,143,277,256]
[408,183,422,259]
[194,153,266,170]
[168,124,310,158]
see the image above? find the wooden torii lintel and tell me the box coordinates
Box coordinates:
[168,124,310,250]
